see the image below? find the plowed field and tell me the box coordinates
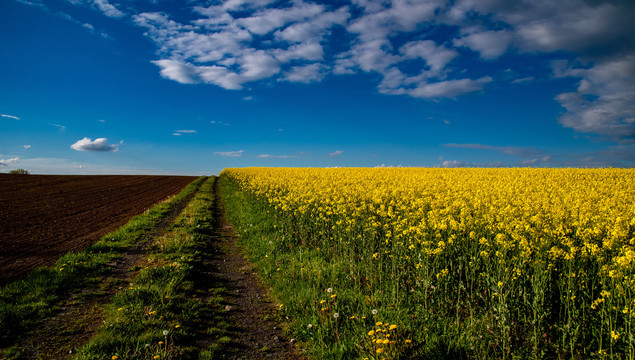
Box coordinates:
[0,174,198,284]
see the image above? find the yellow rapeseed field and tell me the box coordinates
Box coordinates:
[221,167,635,359]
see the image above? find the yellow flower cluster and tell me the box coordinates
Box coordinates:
[222,167,635,356]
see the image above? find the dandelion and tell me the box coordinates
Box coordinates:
[368,330,375,336]
[158,341,164,345]
[175,324,181,328]
[320,299,326,304]
[389,324,397,330]
[327,287,333,293]
[307,324,313,329]
[405,339,412,344]
[112,356,118,360]
[376,322,382,326]
[163,330,169,336]
[372,309,378,315]
[333,312,339,318]
[376,348,384,354]
[330,294,337,299]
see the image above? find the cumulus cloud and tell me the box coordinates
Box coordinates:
[70,137,119,152]
[554,55,635,142]
[1,114,20,120]
[453,30,513,60]
[79,0,634,138]
[328,150,343,157]
[214,150,244,157]
[24,145,31,149]
[282,63,328,83]
[0,157,20,166]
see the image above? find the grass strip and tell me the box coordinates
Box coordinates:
[0,176,207,352]
[75,176,234,360]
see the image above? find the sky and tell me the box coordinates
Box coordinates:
[1,0,634,175]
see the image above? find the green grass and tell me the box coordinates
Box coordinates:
[0,176,206,352]
[75,176,236,360]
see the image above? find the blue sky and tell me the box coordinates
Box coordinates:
[1,0,634,175]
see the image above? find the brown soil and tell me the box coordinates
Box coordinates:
[9,178,205,360]
[0,174,198,284]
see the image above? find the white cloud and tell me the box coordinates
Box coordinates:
[449,0,635,55]
[237,2,324,35]
[441,159,504,167]
[210,120,231,125]
[70,137,119,152]
[172,133,182,136]
[400,40,458,74]
[24,145,31,149]
[274,42,324,63]
[175,129,197,134]
[407,76,492,99]
[258,154,297,158]
[215,150,244,157]
[328,150,343,157]
[274,6,349,43]
[512,76,535,84]
[93,0,125,18]
[282,63,328,83]
[554,54,635,142]
[453,30,513,60]
[1,114,20,120]
[0,157,20,166]
[444,143,547,158]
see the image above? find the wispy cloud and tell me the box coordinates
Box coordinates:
[1,114,20,120]
[23,145,31,149]
[214,150,244,157]
[0,157,20,166]
[258,154,297,158]
[93,0,125,18]
[173,129,197,136]
[70,137,120,152]
[441,160,505,168]
[210,121,231,126]
[444,143,547,159]
[328,150,343,157]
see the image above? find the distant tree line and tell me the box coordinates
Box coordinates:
[9,169,30,175]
